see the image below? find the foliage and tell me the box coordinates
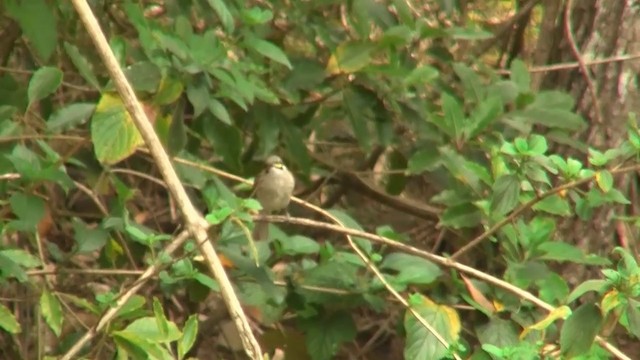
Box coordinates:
[0,0,639,359]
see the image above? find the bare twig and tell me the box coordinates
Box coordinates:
[564,0,603,124]
[65,1,263,359]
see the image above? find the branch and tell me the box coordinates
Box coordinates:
[65,1,263,359]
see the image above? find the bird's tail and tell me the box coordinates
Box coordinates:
[252,210,269,241]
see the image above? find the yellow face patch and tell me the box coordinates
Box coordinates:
[272,162,284,169]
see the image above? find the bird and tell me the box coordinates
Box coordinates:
[252,155,295,241]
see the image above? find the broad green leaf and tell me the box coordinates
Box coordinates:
[452,63,484,103]
[113,330,173,360]
[40,290,63,336]
[121,62,161,92]
[203,116,242,172]
[302,312,357,360]
[441,93,465,140]
[408,148,440,174]
[567,280,608,303]
[6,0,57,61]
[208,98,232,125]
[343,87,374,152]
[476,318,519,348]
[28,67,63,106]
[154,76,184,105]
[206,0,235,33]
[8,193,45,232]
[491,174,520,215]
[47,103,96,133]
[241,7,273,25]
[440,203,482,229]
[514,107,586,131]
[90,94,144,165]
[0,302,21,334]
[73,218,109,254]
[277,235,320,255]
[326,41,375,74]
[186,80,209,117]
[468,96,502,138]
[510,59,530,93]
[403,65,439,87]
[0,249,41,268]
[596,170,613,193]
[64,42,100,90]
[245,37,292,69]
[560,302,603,358]
[380,253,441,286]
[532,195,571,216]
[178,315,198,359]
[404,294,461,360]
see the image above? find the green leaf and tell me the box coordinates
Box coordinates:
[73,218,109,254]
[64,42,100,90]
[206,0,235,33]
[408,148,440,174]
[596,170,613,193]
[91,94,144,165]
[567,280,608,304]
[440,203,482,229]
[0,302,21,334]
[532,195,571,216]
[343,87,374,152]
[178,315,198,359]
[186,80,209,117]
[8,193,45,232]
[208,98,232,125]
[327,41,375,74]
[510,59,530,93]
[404,294,461,359]
[40,290,63,336]
[560,302,603,358]
[491,174,520,216]
[122,62,161,93]
[47,103,96,133]
[277,235,320,255]
[452,63,484,103]
[244,37,292,69]
[468,96,502,138]
[302,312,357,360]
[403,65,439,87]
[28,67,63,106]
[380,253,441,287]
[441,93,465,140]
[6,0,57,61]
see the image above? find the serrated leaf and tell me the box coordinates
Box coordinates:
[90,94,144,165]
[303,312,357,360]
[28,67,63,106]
[491,174,520,215]
[404,294,461,360]
[40,290,63,336]
[560,303,603,358]
[245,37,292,69]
